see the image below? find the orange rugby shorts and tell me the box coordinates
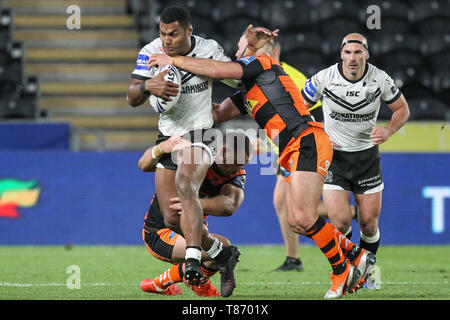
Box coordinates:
[142,228,179,263]
[278,125,333,180]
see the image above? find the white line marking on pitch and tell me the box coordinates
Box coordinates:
[0,282,108,287]
[0,281,448,287]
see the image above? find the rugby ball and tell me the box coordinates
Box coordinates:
[149,64,182,113]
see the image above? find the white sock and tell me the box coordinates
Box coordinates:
[185,247,202,261]
[205,237,223,259]
[360,228,380,243]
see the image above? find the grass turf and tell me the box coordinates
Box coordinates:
[0,245,449,300]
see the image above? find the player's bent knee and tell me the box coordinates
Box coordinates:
[287,217,308,235]
[359,220,379,237]
[334,221,352,235]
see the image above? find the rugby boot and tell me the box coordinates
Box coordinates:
[324,261,360,299]
[184,258,203,286]
[140,279,182,295]
[273,257,304,272]
[185,278,221,297]
[218,245,241,297]
[348,248,377,293]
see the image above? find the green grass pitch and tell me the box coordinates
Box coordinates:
[0,245,449,300]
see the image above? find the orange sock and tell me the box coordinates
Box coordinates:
[307,217,346,275]
[153,263,183,290]
[334,228,356,256]
[201,263,218,279]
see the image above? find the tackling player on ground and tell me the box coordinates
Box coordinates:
[137,133,250,297]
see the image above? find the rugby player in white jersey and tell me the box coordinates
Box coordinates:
[126,6,241,296]
[301,34,410,287]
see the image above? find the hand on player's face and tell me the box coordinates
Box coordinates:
[244,24,279,51]
[146,69,179,100]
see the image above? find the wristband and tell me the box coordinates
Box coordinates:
[140,81,150,96]
[151,143,165,159]
[151,147,158,159]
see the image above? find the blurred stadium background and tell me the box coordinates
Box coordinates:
[0,0,448,248]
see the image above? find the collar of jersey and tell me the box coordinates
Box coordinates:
[182,35,196,56]
[338,62,369,84]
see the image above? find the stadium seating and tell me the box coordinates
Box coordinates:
[215,0,263,21]
[280,32,323,54]
[263,0,315,32]
[0,75,40,119]
[219,16,265,40]
[0,8,13,51]
[408,97,449,121]
[191,15,217,38]
[0,18,40,120]
[359,0,412,30]
[317,0,363,38]
[163,0,214,19]
[1,0,447,151]
[279,32,326,77]
[411,0,450,35]
[375,33,425,71]
[282,50,327,78]
[0,41,24,85]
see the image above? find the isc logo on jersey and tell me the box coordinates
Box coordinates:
[149,65,182,113]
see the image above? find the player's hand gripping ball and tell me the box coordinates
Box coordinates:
[149,65,181,113]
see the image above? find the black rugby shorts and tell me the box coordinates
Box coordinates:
[323,145,384,194]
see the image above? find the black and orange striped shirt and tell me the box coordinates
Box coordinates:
[232,55,323,154]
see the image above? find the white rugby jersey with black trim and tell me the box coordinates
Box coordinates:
[131,35,233,136]
[301,63,401,152]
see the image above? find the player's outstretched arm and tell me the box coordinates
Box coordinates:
[202,184,245,217]
[148,53,244,80]
[138,136,192,172]
[169,183,244,217]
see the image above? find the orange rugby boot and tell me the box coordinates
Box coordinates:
[185,278,221,297]
[324,261,361,299]
[140,279,182,295]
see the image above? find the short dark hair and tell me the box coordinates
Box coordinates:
[160,6,192,29]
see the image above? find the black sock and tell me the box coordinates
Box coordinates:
[346,246,362,262]
[359,230,380,254]
[359,238,380,254]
